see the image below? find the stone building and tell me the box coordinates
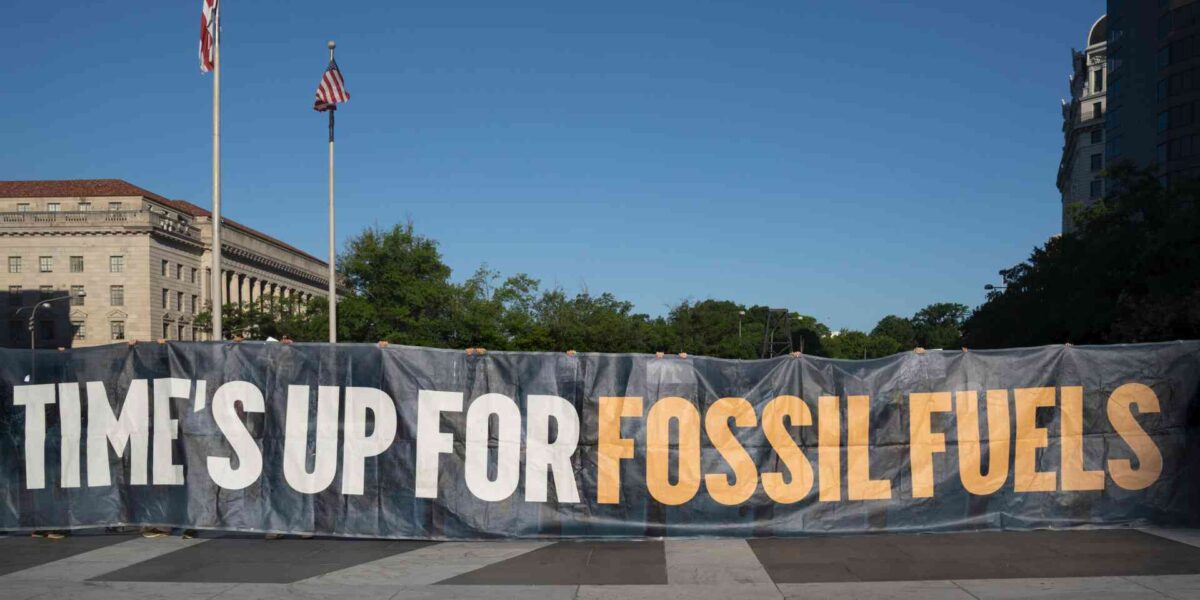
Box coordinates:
[0,179,333,348]
[1057,14,1108,233]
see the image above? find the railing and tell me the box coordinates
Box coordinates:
[0,210,201,239]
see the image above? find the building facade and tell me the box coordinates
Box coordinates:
[0,180,332,348]
[1105,1,1200,185]
[1057,15,1108,232]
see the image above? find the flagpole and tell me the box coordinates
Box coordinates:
[327,40,337,344]
[210,10,223,341]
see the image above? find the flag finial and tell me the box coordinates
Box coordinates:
[328,40,336,49]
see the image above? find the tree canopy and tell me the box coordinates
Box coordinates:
[201,224,977,359]
[963,164,1200,347]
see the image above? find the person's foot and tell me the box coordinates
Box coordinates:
[45,531,66,540]
[299,534,314,540]
[141,528,168,538]
[30,530,47,539]
[181,529,197,539]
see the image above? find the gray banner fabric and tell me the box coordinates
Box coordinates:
[0,341,1197,539]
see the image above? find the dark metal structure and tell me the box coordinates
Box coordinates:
[760,308,793,358]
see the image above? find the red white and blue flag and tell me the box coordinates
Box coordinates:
[200,0,219,73]
[314,60,350,111]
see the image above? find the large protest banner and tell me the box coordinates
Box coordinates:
[0,341,1197,539]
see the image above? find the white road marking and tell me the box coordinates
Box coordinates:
[0,536,209,582]
[301,541,553,586]
[665,539,773,585]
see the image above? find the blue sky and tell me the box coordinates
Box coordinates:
[1,0,1103,331]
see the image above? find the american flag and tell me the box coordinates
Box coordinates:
[314,60,350,112]
[199,0,218,73]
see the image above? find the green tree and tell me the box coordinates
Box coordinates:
[336,222,456,346]
[821,330,901,359]
[668,300,759,358]
[963,163,1200,347]
[912,302,968,349]
[870,315,917,348]
[533,289,656,352]
[196,295,327,341]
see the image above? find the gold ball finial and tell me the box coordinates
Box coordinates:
[328,41,336,49]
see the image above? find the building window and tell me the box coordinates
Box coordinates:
[70,286,84,306]
[110,285,124,306]
[178,324,185,341]
[190,268,197,284]
[110,255,124,273]
[1092,101,1102,119]
[8,256,21,273]
[1091,129,1103,144]
[16,203,30,212]
[162,322,171,340]
[8,286,20,305]
[70,256,84,272]
[108,202,122,211]
[176,264,183,280]
[78,202,91,211]
[1094,69,1104,93]
[1090,179,1103,199]
[38,256,52,272]
[39,286,52,299]
[161,260,168,276]
[73,321,86,341]
[1090,153,1103,171]
[191,295,198,314]
[162,288,169,309]
[47,202,60,213]
[110,321,125,341]
[176,291,183,311]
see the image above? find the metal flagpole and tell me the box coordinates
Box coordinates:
[327,40,337,344]
[210,8,224,341]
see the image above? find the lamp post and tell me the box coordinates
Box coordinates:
[738,310,746,340]
[24,289,86,383]
[984,284,1007,291]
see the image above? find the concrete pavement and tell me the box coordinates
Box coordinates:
[0,528,1198,599]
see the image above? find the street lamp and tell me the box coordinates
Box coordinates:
[738,310,746,340]
[23,289,86,383]
[984,284,1007,291]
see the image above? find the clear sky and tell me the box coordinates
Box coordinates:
[2,0,1104,331]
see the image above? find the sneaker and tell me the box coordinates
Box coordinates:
[30,531,47,539]
[141,528,168,538]
[181,529,197,539]
[45,531,66,540]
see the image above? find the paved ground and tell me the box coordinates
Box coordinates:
[0,528,1199,599]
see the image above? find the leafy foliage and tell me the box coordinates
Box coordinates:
[207,222,970,359]
[963,164,1200,347]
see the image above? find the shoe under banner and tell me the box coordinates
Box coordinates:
[1,340,1197,539]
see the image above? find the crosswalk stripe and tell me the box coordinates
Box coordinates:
[0,536,209,582]
[1140,527,1200,550]
[665,539,773,585]
[301,540,554,586]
